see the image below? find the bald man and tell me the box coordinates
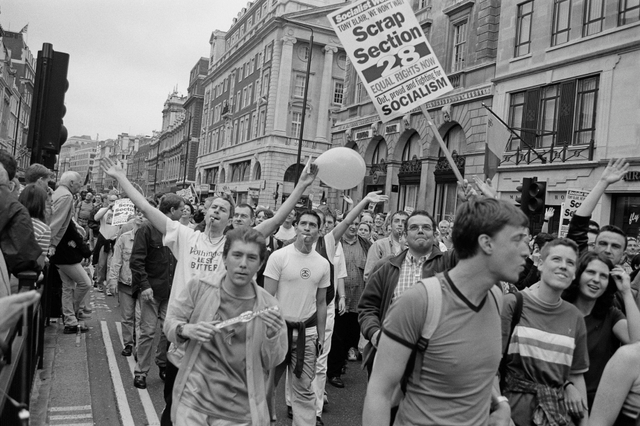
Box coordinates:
[49,171,90,333]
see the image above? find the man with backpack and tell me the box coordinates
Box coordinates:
[363,198,529,426]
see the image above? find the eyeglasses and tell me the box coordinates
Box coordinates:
[408,224,433,232]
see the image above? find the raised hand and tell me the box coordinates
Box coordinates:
[473,176,498,199]
[101,157,125,178]
[544,207,555,220]
[611,266,631,294]
[600,158,629,185]
[342,195,353,205]
[457,179,478,202]
[365,190,389,204]
[298,157,319,187]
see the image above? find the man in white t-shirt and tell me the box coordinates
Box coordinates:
[101,157,318,426]
[265,210,330,426]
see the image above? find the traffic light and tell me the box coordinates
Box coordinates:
[28,43,69,166]
[515,178,532,211]
[515,177,546,215]
[528,180,546,215]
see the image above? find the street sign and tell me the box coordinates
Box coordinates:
[328,0,453,123]
[559,189,589,237]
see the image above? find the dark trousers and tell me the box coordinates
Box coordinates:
[91,232,105,267]
[327,311,360,378]
[160,359,179,426]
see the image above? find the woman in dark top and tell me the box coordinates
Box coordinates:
[562,251,640,410]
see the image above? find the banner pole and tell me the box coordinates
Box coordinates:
[419,104,464,184]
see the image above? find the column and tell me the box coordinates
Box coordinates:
[272,36,297,136]
[315,45,338,142]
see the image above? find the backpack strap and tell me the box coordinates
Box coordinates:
[489,284,504,315]
[400,276,443,394]
[499,291,523,391]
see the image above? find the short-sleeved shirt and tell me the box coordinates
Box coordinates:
[32,218,51,254]
[163,218,226,306]
[502,287,589,424]
[182,286,255,420]
[383,272,502,426]
[584,306,625,403]
[263,243,330,333]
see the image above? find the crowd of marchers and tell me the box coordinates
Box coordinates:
[2,148,640,426]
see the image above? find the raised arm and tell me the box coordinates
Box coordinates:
[256,160,318,237]
[331,191,388,242]
[101,158,169,234]
[575,158,628,217]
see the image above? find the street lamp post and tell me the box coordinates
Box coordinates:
[153,140,160,194]
[12,84,24,156]
[279,18,314,186]
[182,111,192,189]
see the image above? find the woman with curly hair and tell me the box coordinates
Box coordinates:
[562,251,640,411]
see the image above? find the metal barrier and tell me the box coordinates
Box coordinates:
[0,271,45,425]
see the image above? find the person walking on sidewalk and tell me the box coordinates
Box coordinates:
[164,226,287,426]
[130,194,183,389]
[48,171,90,334]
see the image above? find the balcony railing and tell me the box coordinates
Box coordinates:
[501,139,595,166]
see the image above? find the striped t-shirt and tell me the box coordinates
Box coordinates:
[501,287,588,424]
[32,218,51,254]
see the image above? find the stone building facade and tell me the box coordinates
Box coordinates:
[195,0,347,209]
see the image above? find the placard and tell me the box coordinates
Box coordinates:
[559,189,589,237]
[111,199,136,226]
[328,0,453,122]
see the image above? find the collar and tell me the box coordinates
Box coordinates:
[405,251,428,265]
[342,236,358,245]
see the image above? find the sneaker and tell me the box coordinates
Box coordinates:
[327,376,344,388]
[96,287,104,293]
[316,417,325,426]
[323,391,329,406]
[287,406,293,419]
[348,347,358,361]
[83,307,93,314]
[106,290,113,296]
[121,345,132,357]
[133,375,147,389]
[77,312,92,320]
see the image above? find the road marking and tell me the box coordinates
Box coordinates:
[49,405,92,411]
[100,321,135,426]
[116,321,161,426]
[49,413,93,420]
[49,424,93,426]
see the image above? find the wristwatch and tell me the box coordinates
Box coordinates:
[176,323,188,340]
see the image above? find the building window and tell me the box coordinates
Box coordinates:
[551,0,571,46]
[356,81,370,103]
[231,161,251,182]
[291,111,302,137]
[241,87,247,109]
[419,0,430,9]
[254,162,262,180]
[333,80,344,105]
[246,84,253,107]
[619,0,640,25]
[258,109,266,136]
[574,76,598,145]
[294,74,306,98]
[451,21,467,72]
[236,91,241,111]
[233,120,239,144]
[515,1,534,57]
[508,75,599,149]
[250,58,255,74]
[262,71,270,96]
[252,112,258,138]
[254,79,261,103]
[372,139,388,164]
[298,44,310,61]
[264,43,273,62]
[402,138,420,161]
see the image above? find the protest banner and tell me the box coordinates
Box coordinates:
[328,0,462,183]
[559,189,589,237]
[111,198,136,226]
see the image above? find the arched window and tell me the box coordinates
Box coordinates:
[372,139,387,164]
[402,136,420,161]
[219,168,226,184]
[284,163,304,182]
[254,162,262,180]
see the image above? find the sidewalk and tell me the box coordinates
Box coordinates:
[30,319,93,426]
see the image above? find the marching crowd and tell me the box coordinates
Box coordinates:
[1,147,640,426]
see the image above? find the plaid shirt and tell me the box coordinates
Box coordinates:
[393,251,428,299]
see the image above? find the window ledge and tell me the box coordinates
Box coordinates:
[509,53,532,63]
[545,20,640,53]
[443,0,474,16]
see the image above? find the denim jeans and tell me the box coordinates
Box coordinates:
[270,332,317,426]
[134,296,168,377]
[118,286,137,348]
[56,263,91,327]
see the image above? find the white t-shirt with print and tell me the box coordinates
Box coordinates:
[264,243,330,334]
[163,218,226,306]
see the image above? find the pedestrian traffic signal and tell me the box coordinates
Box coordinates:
[28,43,69,162]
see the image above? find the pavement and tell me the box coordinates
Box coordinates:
[30,319,93,426]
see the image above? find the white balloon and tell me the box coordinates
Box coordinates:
[314,148,366,190]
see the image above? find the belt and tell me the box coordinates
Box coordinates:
[285,312,318,378]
